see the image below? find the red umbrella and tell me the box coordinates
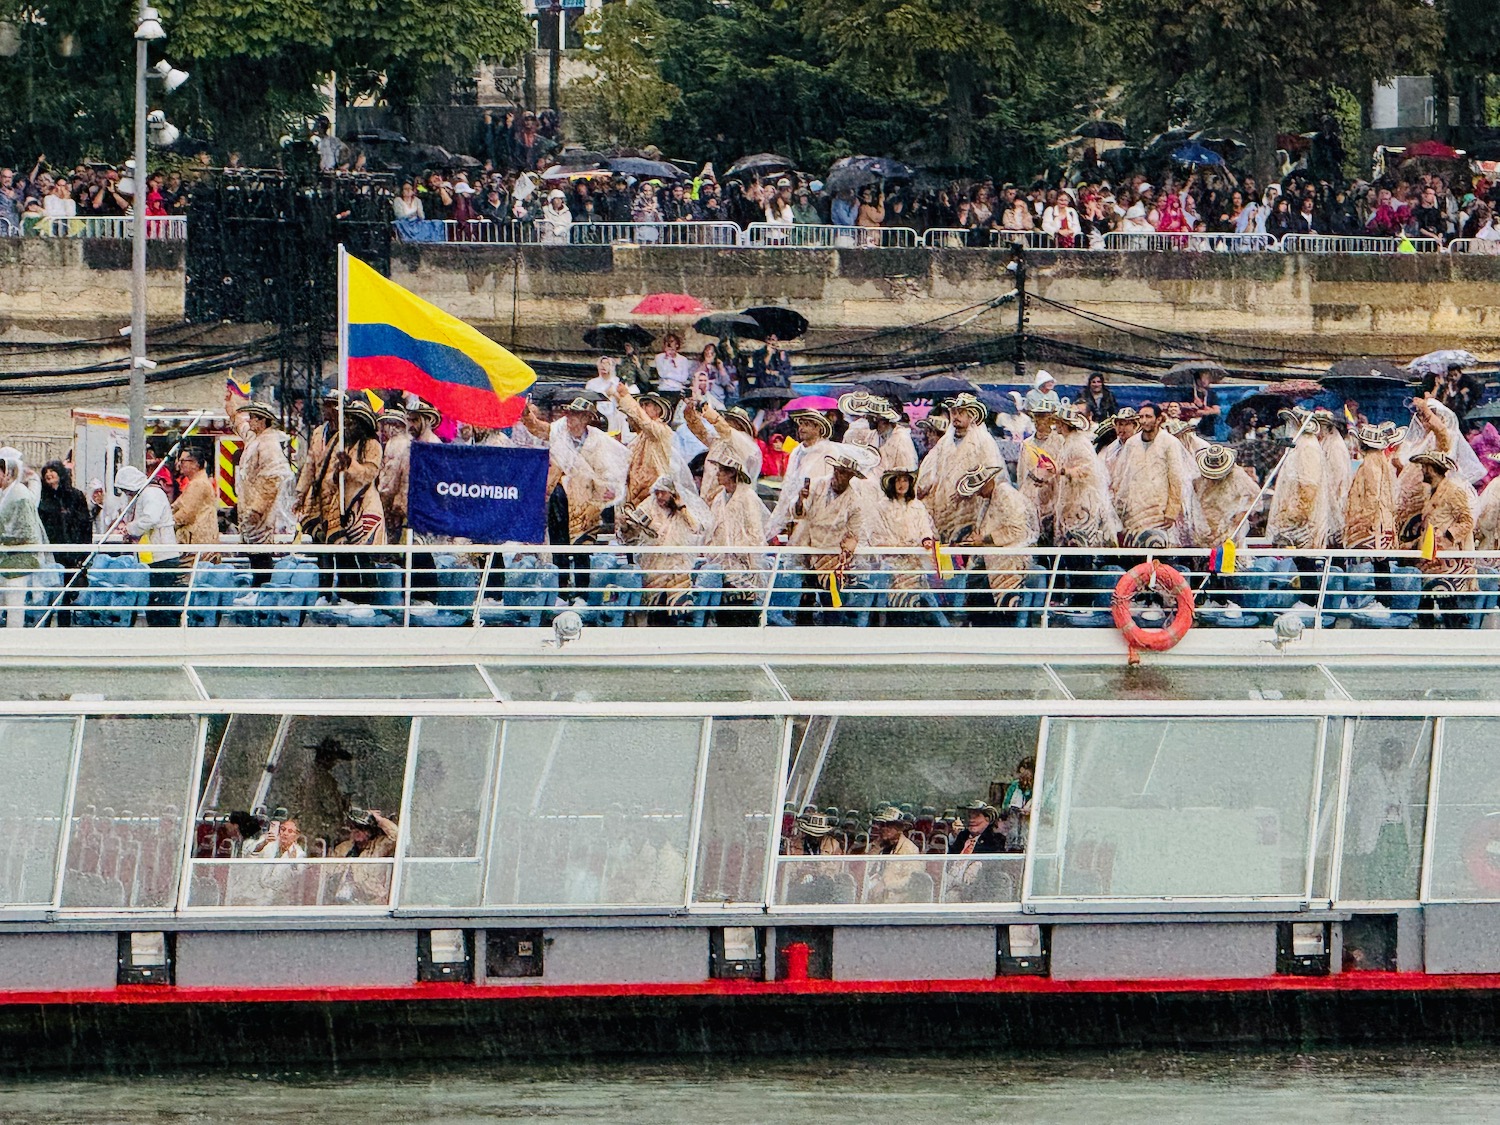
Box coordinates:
[1405,140,1460,160]
[631,293,707,316]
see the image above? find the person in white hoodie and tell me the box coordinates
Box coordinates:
[0,447,42,627]
[113,463,182,626]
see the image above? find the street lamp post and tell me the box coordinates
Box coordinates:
[128,2,150,466]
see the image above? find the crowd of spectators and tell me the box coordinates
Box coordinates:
[0,154,193,235]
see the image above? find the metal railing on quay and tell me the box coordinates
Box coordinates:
[1102,231,1279,252]
[1280,233,1443,254]
[6,542,1497,631]
[743,223,920,248]
[567,220,743,247]
[0,215,187,240]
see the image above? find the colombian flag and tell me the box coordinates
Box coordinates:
[342,250,535,427]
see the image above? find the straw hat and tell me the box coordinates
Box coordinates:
[650,474,680,497]
[1278,406,1314,430]
[344,399,378,429]
[1410,451,1457,473]
[377,406,409,428]
[1195,444,1237,480]
[721,406,756,435]
[837,390,874,416]
[1113,407,1139,423]
[956,464,1005,497]
[957,798,999,822]
[560,396,598,415]
[1352,422,1386,450]
[618,505,659,539]
[946,392,987,424]
[638,392,672,417]
[880,467,917,491]
[240,401,278,425]
[1310,407,1338,429]
[796,812,838,838]
[715,452,752,483]
[1163,418,1194,437]
[1377,420,1407,447]
[916,413,949,435]
[824,453,866,479]
[790,409,834,440]
[871,804,907,827]
[1055,406,1090,431]
[412,401,442,426]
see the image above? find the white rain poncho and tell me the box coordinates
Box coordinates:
[549,419,629,542]
[1017,430,1063,543]
[707,480,770,598]
[1405,397,1484,483]
[1052,426,1121,548]
[231,417,296,543]
[1195,465,1261,549]
[1476,474,1500,557]
[1319,427,1355,546]
[682,404,763,503]
[0,477,44,580]
[1265,426,1329,549]
[916,422,1002,542]
[1344,449,1398,551]
[1114,431,1202,549]
[627,475,714,609]
[962,478,1038,600]
[870,491,938,602]
[767,434,835,540]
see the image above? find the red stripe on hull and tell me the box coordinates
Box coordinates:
[4,972,1500,1006]
[347,357,524,427]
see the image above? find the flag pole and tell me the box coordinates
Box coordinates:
[337,243,348,513]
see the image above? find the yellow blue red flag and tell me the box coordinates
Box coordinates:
[341,250,535,427]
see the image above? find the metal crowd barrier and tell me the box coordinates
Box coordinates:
[568,220,743,247]
[743,223,920,248]
[0,216,187,240]
[1281,233,1443,254]
[8,542,1498,631]
[1103,231,1278,252]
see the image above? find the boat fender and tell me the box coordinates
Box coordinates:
[1112,560,1194,664]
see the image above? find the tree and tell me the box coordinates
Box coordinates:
[1112,0,1443,184]
[566,0,680,149]
[798,0,1094,163]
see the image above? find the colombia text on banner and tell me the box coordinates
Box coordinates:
[342,252,535,427]
[407,443,550,544]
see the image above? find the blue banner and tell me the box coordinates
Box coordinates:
[408,443,549,544]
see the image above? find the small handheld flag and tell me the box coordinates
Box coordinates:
[225,374,251,397]
[1420,523,1436,560]
[930,541,955,582]
[363,389,385,412]
[1025,442,1056,472]
[1217,539,1237,575]
[827,571,843,609]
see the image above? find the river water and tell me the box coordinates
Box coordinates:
[3,1047,1498,1123]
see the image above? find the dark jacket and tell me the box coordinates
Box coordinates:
[38,461,93,561]
[949,825,1010,855]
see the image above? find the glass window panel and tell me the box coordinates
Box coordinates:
[1327,665,1500,702]
[1310,719,1344,899]
[1336,719,1431,901]
[774,855,1026,907]
[693,719,782,905]
[0,719,77,906]
[1425,718,1500,900]
[1032,718,1320,899]
[0,665,195,701]
[195,665,491,700]
[774,665,1062,701]
[1053,664,1338,702]
[185,859,392,908]
[399,717,500,909]
[484,718,701,906]
[61,717,197,909]
[264,717,412,856]
[484,664,779,703]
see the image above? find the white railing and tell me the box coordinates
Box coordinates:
[1104,231,1279,252]
[567,220,743,247]
[9,541,1498,632]
[743,222,919,248]
[1281,233,1443,254]
[434,218,546,244]
[0,215,186,240]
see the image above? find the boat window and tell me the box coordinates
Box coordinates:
[772,664,1062,701]
[398,717,500,909]
[0,719,77,907]
[0,665,196,701]
[1051,663,1338,702]
[1336,718,1432,902]
[194,665,492,700]
[693,718,783,905]
[1325,665,1499,702]
[185,715,411,909]
[60,716,197,909]
[1424,718,1500,900]
[484,664,780,703]
[1031,718,1321,900]
[1310,719,1345,899]
[483,718,702,906]
[773,716,1040,906]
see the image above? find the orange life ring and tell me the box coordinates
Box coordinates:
[1461,814,1500,894]
[1112,561,1194,663]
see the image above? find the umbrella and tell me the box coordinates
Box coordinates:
[824,155,916,193]
[694,312,761,337]
[1408,349,1481,376]
[346,127,408,144]
[1226,392,1293,428]
[1404,140,1460,160]
[631,293,707,316]
[583,323,654,352]
[1171,142,1225,166]
[1324,358,1409,382]
[723,153,795,181]
[742,306,809,341]
[1192,127,1251,148]
[1075,121,1126,142]
[1262,379,1324,399]
[738,387,800,407]
[784,395,838,412]
[856,377,917,402]
[1163,360,1229,386]
[606,157,686,180]
[911,373,978,398]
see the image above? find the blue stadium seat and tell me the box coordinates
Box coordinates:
[252,556,320,626]
[24,561,64,627]
[582,552,644,627]
[1350,565,1420,629]
[479,554,560,627]
[409,555,481,627]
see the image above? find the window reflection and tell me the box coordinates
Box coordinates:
[1424,718,1500,900]
[1338,718,1431,901]
[0,719,77,906]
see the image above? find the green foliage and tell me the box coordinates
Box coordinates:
[1109,0,1443,181]
[566,0,681,149]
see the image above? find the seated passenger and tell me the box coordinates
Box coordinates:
[331,808,398,905]
[864,804,921,902]
[1000,757,1036,848]
[244,816,306,860]
[783,811,845,856]
[947,800,1013,902]
[949,800,1007,856]
[224,810,264,857]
